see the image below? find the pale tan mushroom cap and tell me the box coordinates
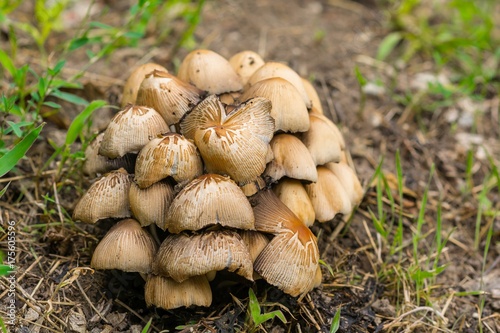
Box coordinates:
[129,180,175,229]
[91,219,158,273]
[99,105,169,158]
[273,178,315,227]
[166,174,255,233]
[153,230,254,283]
[301,77,323,114]
[73,168,132,224]
[145,274,212,310]
[301,114,342,165]
[180,95,274,184]
[325,161,364,206]
[136,70,204,125]
[178,49,243,94]
[229,50,265,86]
[238,230,270,263]
[134,133,203,188]
[121,63,168,107]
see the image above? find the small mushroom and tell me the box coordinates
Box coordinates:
[121,63,168,107]
[178,49,243,94]
[99,104,169,158]
[136,70,204,125]
[83,133,136,176]
[91,218,158,273]
[263,134,317,183]
[273,178,315,226]
[166,174,255,233]
[134,133,203,189]
[240,176,267,197]
[145,274,212,310]
[229,50,265,85]
[129,180,175,229]
[180,95,274,185]
[324,161,363,206]
[73,168,132,224]
[153,230,254,282]
[238,230,269,263]
[301,78,323,114]
[301,114,343,165]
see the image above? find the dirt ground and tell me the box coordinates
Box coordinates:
[1,0,499,332]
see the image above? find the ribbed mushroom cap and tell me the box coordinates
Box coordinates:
[305,166,352,222]
[229,50,265,86]
[238,230,269,263]
[180,95,274,185]
[240,77,310,133]
[73,168,132,224]
[301,114,342,165]
[134,133,203,189]
[263,134,317,183]
[166,174,255,233]
[129,180,175,229]
[83,133,136,177]
[99,104,169,158]
[145,274,212,310]
[247,62,311,109]
[240,176,267,197]
[252,190,319,297]
[309,113,345,150]
[178,49,243,94]
[301,78,323,114]
[136,70,204,125]
[121,63,168,107]
[153,230,254,283]
[325,161,364,206]
[273,178,315,227]
[91,219,158,273]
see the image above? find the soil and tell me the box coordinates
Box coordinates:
[1,0,499,332]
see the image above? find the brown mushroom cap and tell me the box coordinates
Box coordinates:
[134,133,203,189]
[99,104,169,159]
[273,178,315,227]
[325,161,364,206]
[178,49,243,94]
[301,114,343,165]
[73,168,132,224]
[129,180,175,229]
[305,166,352,222]
[153,230,254,283]
[229,50,265,86]
[180,95,274,185]
[166,174,255,233]
[91,219,158,273]
[240,77,310,133]
[121,63,168,107]
[145,274,212,310]
[136,70,204,125]
[238,230,270,263]
[263,134,318,183]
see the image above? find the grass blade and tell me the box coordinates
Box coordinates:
[65,100,106,145]
[330,307,341,333]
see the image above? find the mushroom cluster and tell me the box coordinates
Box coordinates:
[73,49,363,309]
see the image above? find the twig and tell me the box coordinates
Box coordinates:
[114,299,161,332]
[75,278,109,323]
[382,306,447,330]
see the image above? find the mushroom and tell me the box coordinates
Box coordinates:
[129,179,175,229]
[240,176,267,197]
[134,133,203,189]
[273,178,315,227]
[229,50,265,86]
[153,230,254,283]
[301,114,343,165]
[121,63,168,107]
[145,274,212,310]
[98,104,169,159]
[301,77,323,114]
[263,134,317,183]
[240,77,310,133]
[91,218,158,273]
[324,161,364,206]
[73,168,132,224]
[180,95,274,185]
[166,174,255,233]
[136,70,204,125]
[178,49,243,94]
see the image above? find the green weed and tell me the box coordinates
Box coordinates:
[247,288,287,331]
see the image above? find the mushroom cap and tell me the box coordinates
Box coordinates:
[166,174,255,233]
[301,114,343,165]
[91,219,158,273]
[309,113,345,149]
[136,70,204,125]
[129,180,175,229]
[83,133,136,177]
[145,274,212,310]
[305,166,352,222]
[241,77,310,133]
[121,63,168,107]
[98,104,169,158]
[73,168,132,224]
[301,77,323,114]
[153,230,254,283]
[324,161,364,206]
[263,134,318,183]
[273,178,315,227]
[229,50,265,86]
[134,133,203,188]
[180,95,274,185]
[178,49,243,94]
[237,230,269,263]
[247,61,311,109]
[240,176,267,197]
